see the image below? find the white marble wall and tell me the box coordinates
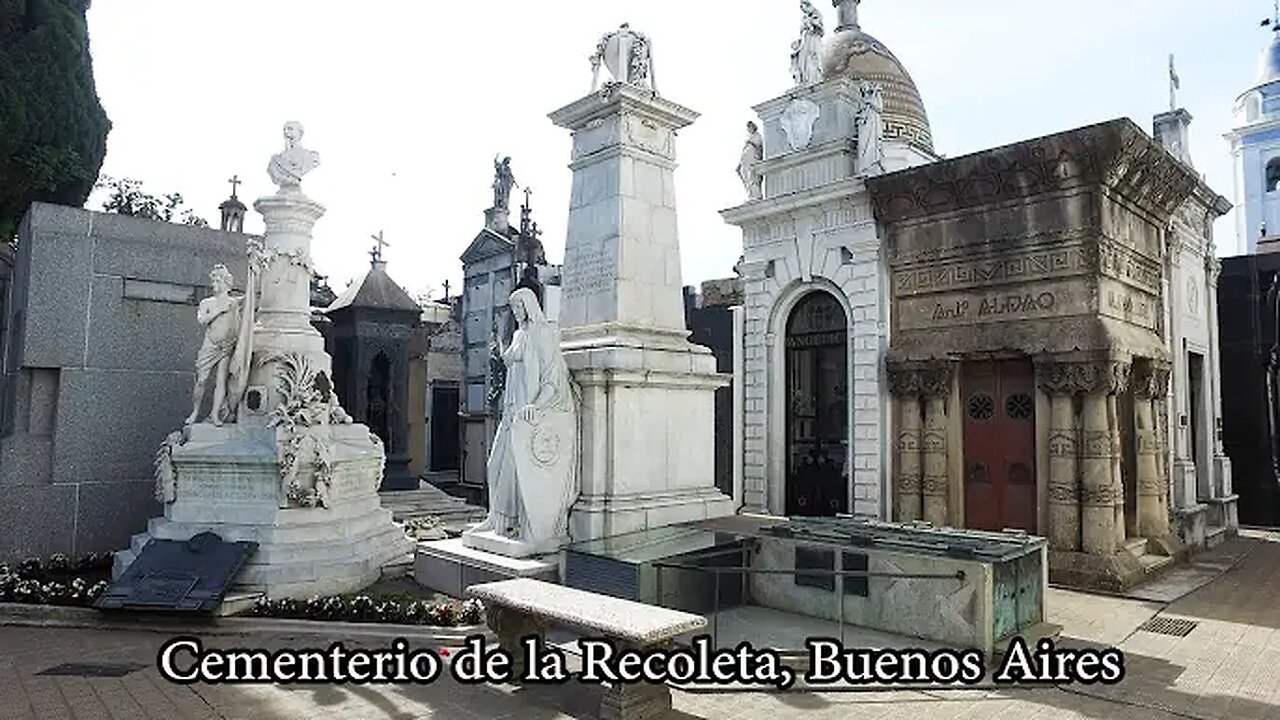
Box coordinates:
[734,195,888,517]
[1166,199,1235,540]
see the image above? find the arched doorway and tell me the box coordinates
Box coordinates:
[785,290,849,516]
[367,353,392,451]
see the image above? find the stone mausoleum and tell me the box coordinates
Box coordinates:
[721,0,1235,590]
[325,243,423,491]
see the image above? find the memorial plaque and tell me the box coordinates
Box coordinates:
[95,532,257,613]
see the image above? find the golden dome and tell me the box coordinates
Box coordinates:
[822,27,934,155]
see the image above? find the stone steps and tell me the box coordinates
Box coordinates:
[379,485,487,532]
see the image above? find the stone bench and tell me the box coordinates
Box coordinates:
[468,578,706,720]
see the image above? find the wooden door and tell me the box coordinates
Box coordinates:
[962,359,1037,532]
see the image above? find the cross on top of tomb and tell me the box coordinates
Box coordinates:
[228,174,242,200]
[370,230,389,265]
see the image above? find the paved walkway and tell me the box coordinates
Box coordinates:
[1,531,1278,720]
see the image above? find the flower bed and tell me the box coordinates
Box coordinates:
[247,594,485,627]
[0,553,112,607]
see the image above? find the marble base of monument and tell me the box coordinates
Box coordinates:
[414,538,559,599]
[462,530,568,559]
[114,423,414,599]
[563,329,736,541]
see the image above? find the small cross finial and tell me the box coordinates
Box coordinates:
[1168,54,1180,112]
[228,174,242,199]
[442,279,452,298]
[370,230,389,264]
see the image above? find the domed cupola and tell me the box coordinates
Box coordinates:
[822,0,934,155]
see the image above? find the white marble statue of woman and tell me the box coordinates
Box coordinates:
[467,288,578,554]
[737,121,764,200]
[790,0,825,86]
[856,81,885,174]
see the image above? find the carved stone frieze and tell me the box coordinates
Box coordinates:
[896,472,921,494]
[867,120,1199,227]
[1079,485,1120,507]
[921,475,949,495]
[1036,360,1132,396]
[893,246,1089,297]
[1078,429,1113,459]
[1047,481,1080,503]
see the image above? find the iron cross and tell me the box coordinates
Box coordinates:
[228,174,242,199]
[442,279,451,298]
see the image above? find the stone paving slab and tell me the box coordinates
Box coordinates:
[0,531,1278,719]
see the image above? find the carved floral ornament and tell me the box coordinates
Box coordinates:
[887,361,954,398]
[1034,360,1137,396]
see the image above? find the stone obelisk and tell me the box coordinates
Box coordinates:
[551,25,734,540]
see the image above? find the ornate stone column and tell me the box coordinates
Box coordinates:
[1108,363,1130,547]
[888,367,923,522]
[1038,362,1080,552]
[1132,361,1169,538]
[920,363,953,528]
[1079,361,1125,556]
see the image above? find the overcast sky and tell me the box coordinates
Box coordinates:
[83,0,1271,300]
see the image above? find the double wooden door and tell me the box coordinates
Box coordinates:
[962,360,1038,533]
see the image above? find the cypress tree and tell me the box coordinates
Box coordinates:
[0,0,111,241]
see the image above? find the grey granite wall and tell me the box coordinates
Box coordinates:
[0,203,248,561]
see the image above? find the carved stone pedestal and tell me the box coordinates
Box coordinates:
[116,423,413,598]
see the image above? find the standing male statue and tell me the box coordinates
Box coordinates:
[186,265,243,426]
[492,156,517,212]
[267,121,321,191]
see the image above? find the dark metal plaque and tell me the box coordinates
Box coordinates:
[94,532,257,613]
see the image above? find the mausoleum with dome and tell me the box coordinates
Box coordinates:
[722,0,1236,591]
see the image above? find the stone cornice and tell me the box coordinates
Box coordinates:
[549,83,698,131]
[865,118,1200,227]
[720,178,867,226]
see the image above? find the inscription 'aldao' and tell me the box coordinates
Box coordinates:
[930,291,1057,322]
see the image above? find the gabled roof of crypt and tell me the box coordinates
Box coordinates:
[459,227,515,264]
[327,260,421,315]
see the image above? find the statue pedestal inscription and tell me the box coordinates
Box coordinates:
[115,123,412,599]
[549,78,734,541]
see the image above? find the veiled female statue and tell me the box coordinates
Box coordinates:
[467,288,579,553]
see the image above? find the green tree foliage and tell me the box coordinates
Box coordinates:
[96,175,209,227]
[0,0,112,241]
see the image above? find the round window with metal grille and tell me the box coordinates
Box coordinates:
[967,393,995,421]
[1006,393,1033,420]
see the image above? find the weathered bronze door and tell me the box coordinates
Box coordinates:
[962,359,1037,532]
[785,291,849,517]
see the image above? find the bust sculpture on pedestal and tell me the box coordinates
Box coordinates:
[267,121,321,191]
[464,288,579,558]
